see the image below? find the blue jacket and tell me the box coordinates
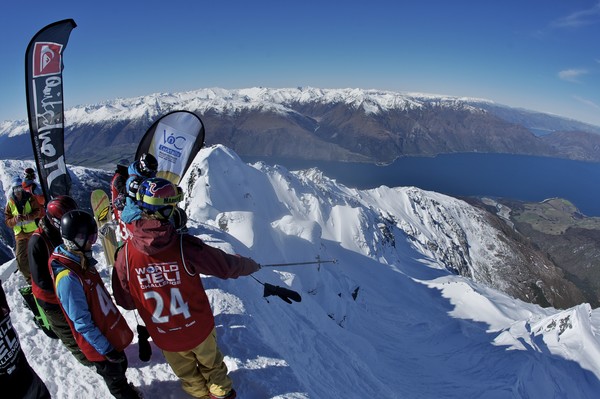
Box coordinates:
[125,161,157,200]
[121,197,143,224]
[127,161,144,178]
[51,246,113,355]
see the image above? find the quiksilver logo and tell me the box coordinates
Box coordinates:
[33,42,63,77]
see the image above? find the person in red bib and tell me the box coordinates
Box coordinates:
[50,210,140,399]
[114,177,260,399]
[28,195,92,367]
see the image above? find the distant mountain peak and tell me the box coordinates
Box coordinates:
[3,87,600,167]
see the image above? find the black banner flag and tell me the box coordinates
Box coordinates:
[136,111,205,184]
[25,19,76,201]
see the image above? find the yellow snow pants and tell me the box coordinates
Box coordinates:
[162,328,233,398]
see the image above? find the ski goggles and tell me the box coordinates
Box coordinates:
[142,204,175,220]
[156,205,176,220]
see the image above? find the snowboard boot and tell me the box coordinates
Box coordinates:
[137,324,152,362]
[210,389,236,399]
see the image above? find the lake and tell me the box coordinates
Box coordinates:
[242,153,600,217]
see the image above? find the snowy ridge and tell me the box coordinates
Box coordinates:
[0,87,492,136]
[1,146,600,398]
[184,147,520,291]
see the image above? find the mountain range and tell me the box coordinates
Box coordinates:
[1,145,600,398]
[2,87,600,166]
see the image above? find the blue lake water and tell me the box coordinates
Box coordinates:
[243,153,600,217]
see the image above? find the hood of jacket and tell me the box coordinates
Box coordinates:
[128,219,177,256]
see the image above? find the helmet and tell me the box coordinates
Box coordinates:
[11,176,23,188]
[46,196,78,229]
[60,210,98,251]
[138,153,158,177]
[136,177,182,219]
[11,177,24,196]
[24,167,36,180]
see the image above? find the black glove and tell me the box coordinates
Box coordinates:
[104,349,126,363]
[263,283,302,304]
[137,324,152,362]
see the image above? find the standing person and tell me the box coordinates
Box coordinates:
[4,176,42,284]
[125,153,158,202]
[50,210,140,399]
[28,195,92,367]
[114,177,260,399]
[112,154,158,241]
[110,159,130,223]
[22,167,46,219]
[0,281,51,399]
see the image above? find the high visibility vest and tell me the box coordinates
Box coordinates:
[8,200,37,235]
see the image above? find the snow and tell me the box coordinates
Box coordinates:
[2,145,600,398]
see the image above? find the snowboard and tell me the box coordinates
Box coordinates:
[2,261,56,338]
[18,285,58,339]
[0,258,17,283]
[91,189,118,266]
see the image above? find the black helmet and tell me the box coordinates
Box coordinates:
[24,167,36,180]
[60,210,98,251]
[139,153,158,177]
[46,196,78,229]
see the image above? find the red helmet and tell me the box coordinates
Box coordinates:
[136,177,182,219]
[46,196,78,229]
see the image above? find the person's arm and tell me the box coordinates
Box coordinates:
[112,247,137,310]
[183,235,260,278]
[121,197,142,224]
[28,235,53,294]
[4,203,17,228]
[55,270,114,355]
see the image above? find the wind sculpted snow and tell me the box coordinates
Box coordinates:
[1,145,600,398]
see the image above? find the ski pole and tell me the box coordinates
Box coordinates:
[260,258,338,268]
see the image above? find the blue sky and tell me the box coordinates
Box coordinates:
[2,0,600,126]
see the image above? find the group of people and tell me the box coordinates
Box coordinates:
[2,157,261,399]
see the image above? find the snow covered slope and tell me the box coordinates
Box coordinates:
[1,145,600,398]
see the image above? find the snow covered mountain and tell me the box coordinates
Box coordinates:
[2,87,600,166]
[1,145,599,398]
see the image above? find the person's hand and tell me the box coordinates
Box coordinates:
[249,258,261,273]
